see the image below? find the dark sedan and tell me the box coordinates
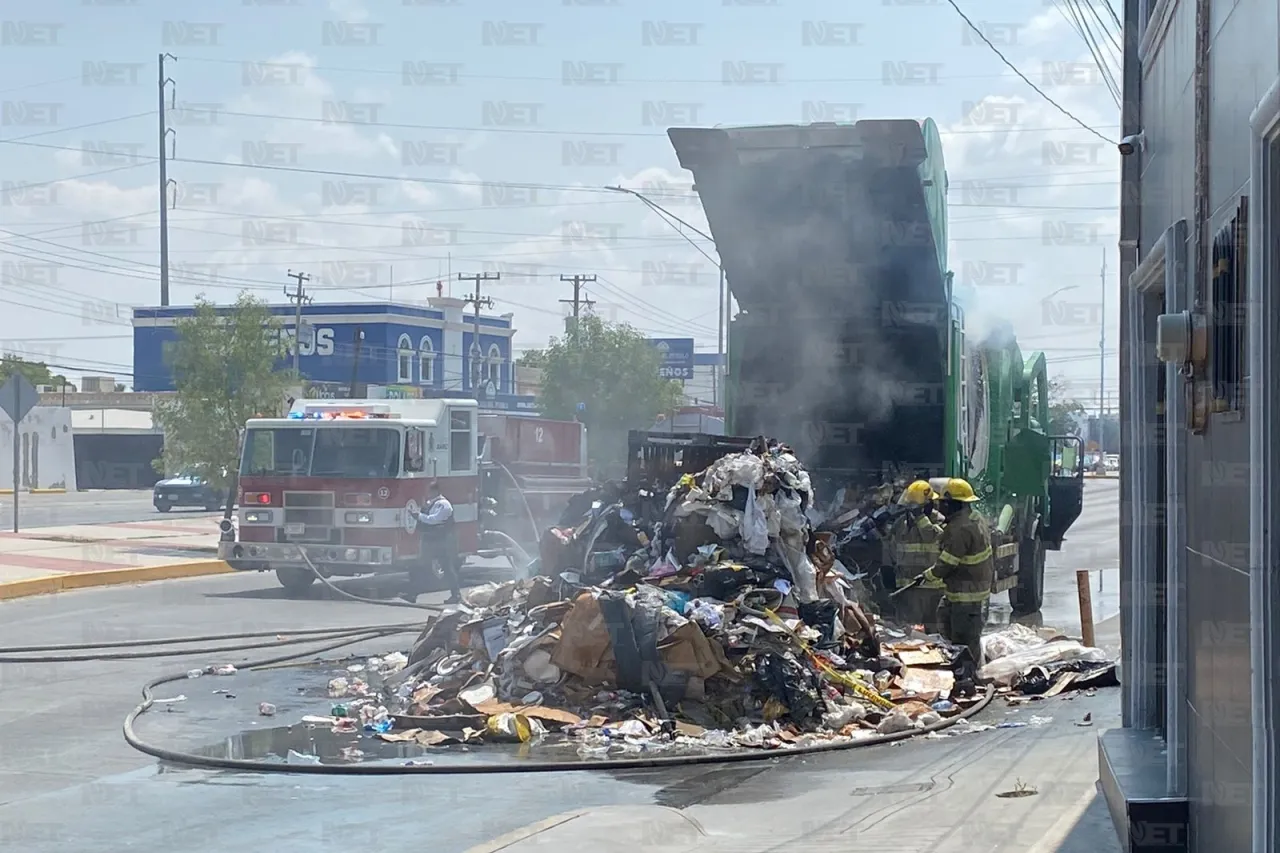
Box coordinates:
[153,473,223,512]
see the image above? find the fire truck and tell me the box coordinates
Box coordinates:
[477,413,591,544]
[217,398,480,595]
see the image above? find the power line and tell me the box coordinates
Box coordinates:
[943,0,1116,144]
[210,106,1118,141]
[175,54,1104,86]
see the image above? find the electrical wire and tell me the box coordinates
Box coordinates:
[209,106,1114,141]
[943,0,1116,144]
[176,52,1094,87]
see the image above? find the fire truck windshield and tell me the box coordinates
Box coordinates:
[240,426,401,478]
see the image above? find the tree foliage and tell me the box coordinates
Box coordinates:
[1047,376,1087,436]
[152,293,292,488]
[515,348,547,368]
[0,355,73,391]
[535,315,685,463]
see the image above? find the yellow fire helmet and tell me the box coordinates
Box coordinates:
[897,480,937,506]
[939,478,981,503]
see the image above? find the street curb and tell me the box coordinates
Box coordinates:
[0,560,234,601]
[29,488,67,494]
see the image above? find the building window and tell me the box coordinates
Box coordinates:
[485,344,502,387]
[449,409,472,471]
[1210,197,1247,411]
[397,334,412,384]
[418,336,435,385]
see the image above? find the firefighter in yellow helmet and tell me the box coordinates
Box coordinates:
[886,480,946,633]
[916,478,994,669]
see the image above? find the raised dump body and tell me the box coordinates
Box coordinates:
[668,120,1086,615]
[668,120,953,494]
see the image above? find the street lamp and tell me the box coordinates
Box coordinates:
[604,185,727,408]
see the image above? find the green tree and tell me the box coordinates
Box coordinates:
[535,315,685,467]
[0,355,73,391]
[152,293,292,493]
[515,348,547,368]
[1047,376,1087,435]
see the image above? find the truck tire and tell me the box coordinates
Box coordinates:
[1011,538,1046,617]
[155,502,172,513]
[276,566,316,597]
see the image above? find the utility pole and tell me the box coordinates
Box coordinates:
[158,53,176,307]
[284,270,313,374]
[559,273,596,338]
[458,272,498,391]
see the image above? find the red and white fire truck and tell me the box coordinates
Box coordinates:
[477,413,591,542]
[218,397,480,595]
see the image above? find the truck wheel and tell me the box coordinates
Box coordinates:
[155,502,172,513]
[276,567,316,597]
[1011,538,1046,617]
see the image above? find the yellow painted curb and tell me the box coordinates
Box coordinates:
[29,488,66,494]
[0,489,12,495]
[0,560,235,601]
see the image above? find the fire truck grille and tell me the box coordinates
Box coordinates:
[280,491,336,543]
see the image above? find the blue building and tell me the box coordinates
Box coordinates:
[132,298,538,412]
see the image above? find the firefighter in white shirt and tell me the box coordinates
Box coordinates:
[401,479,462,604]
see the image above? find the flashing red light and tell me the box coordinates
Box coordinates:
[244,492,271,505]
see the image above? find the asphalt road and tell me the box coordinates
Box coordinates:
[0,571,1120,853]
[0,490,223,530]
[0,479,1122,852]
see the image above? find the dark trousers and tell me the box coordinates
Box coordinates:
[407,531,461,600]
[938,597,986,669]
[899,586,946,634]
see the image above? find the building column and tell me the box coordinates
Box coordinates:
[1163,219,1190,797]
[1127,235,1168,733]
[1249,77,1280,853]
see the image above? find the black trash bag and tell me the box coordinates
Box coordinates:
[798,600,839,646]
[753,652,822,723]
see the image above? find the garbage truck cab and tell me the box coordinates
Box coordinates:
[668,119,1086,617]
[218,398,480,595]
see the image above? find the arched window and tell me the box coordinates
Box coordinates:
[486,344,502,386]
[397,334,412,383]
[418,336,434,386]
[468,340,483,388]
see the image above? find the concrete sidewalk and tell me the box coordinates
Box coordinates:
[0,516,229,599]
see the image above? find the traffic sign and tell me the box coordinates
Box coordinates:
[0,372,38,533]
[0,372,38,424]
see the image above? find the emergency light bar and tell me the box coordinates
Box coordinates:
[290,404,398,420]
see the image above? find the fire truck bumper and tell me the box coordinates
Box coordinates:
[219,541,396,573]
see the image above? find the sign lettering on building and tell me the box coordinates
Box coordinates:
[278,326,335,357]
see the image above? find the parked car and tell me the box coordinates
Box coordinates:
[153,471,224,512]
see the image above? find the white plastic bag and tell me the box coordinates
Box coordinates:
[978,640,1109,686]
[741,486,770,554]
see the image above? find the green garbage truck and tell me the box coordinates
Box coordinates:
[667,119,1086,616]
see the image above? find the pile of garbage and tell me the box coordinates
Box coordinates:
[344,439,989,755]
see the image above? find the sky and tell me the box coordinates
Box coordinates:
[0,0,1122,407]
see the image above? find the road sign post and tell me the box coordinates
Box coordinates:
[0,373,40,532]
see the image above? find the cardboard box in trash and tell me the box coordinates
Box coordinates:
[551,593,736,685]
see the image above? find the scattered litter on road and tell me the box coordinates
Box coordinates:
[258,702,276,717]
[210,664,237,676]
[317,439,1010,755]
[285,749,320,765]
[186,669,203,679]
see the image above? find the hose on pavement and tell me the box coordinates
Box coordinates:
[122,627,996,775]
